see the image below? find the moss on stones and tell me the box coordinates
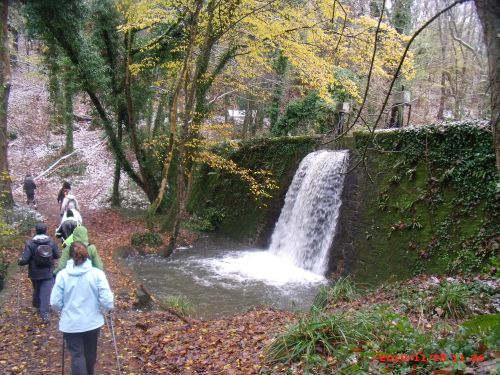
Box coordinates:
[351,122,499,284]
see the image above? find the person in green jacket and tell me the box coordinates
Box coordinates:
[54,226,104,274]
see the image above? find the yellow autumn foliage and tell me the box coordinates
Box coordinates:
[120,0,414,104]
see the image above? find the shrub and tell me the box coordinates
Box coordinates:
[431,282,471,319]
[131,232,163,248]
[184,208,226,232]
[8,130,17,140]
[272,91,336,136]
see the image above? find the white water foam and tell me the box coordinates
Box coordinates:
[194,250,325,287]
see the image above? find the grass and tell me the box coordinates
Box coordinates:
[266,310,377,369]
[160,295,194,317]
[431,282,471,319]
[266,278,499,374]
[311,276,360,313]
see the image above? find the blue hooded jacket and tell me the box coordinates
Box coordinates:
[50,259,113,333]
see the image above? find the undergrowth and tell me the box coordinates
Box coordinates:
[266,276,500,374]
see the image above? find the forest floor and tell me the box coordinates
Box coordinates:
[0,187,295,374]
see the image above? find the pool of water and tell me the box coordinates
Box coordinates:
[125,235,327,319]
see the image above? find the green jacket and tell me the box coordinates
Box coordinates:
[54,226,104,274]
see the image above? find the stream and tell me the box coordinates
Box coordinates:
[125,235,327,319]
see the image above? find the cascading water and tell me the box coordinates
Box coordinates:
[269,150,349,275]
[126,149,349,318]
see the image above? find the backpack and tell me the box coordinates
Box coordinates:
[67,198,77,210]
[33,244,53,267]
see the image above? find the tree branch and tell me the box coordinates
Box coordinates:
[345,0,473,176]
[322,0,386,145]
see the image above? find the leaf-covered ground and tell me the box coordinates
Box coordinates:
[0,186,295,374]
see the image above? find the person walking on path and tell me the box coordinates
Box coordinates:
[60,207,83,226]
[54,226,103,274]
[57,181,71,209]
[50,242,114,375]
[60,189,80,216]
[18,223,60,324]
[23,174,37,208]
[55,209,81,242]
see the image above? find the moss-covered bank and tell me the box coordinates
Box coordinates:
[187,136,319,243]
[187,122,498,285]
[346,122,499,284]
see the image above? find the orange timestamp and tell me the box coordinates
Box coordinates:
[375,353,486,363]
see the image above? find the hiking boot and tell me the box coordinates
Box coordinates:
[41,313,50,324]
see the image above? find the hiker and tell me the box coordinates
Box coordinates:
[60,189,80,216]
[55,209,80,242]
[50,241,113,375]
[23,174,37,208]
[57,181,71,209]
[60,207,83,226]
[54,226,103,274]
[18,223,60,324]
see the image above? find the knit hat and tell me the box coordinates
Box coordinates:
[35,223,47,234]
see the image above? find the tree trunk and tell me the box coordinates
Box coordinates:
[436,16,447,121]
[242,99,250,140]
[475,0,500,173]
[111,113,123,207]
[124,31,158,202]
[152,92,170,135]
[9,25,18,67]
[63,67,74,153]
[0,0,13,207]
[269,51,287,135]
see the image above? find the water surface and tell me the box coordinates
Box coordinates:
[126,235,327,319]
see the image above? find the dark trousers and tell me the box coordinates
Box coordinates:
[30,278,53,315]
[26,191,35,204]
[64,328,100,375]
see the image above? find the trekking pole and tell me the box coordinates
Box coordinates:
[104,312,123,375]
[61,335,65,375]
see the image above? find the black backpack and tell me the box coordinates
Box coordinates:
[33,244,53,267]
[67,198,77,210]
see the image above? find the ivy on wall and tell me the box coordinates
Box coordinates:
[355,121,499,276]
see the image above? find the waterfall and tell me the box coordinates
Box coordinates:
[269,150,349,275]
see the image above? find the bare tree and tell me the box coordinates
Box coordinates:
[475,0,500,173]
[0,0,13,207]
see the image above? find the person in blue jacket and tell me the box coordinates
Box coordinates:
[50,241,113,375]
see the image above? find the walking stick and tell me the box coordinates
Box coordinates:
[104,312,122,375]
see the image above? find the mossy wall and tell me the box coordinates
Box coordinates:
[187,136,320,242]
[344,122,499,284]
[187,122,498,285]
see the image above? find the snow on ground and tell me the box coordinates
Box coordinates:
[8,46,148,213]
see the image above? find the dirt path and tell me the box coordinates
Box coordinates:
[0,181,144,374]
